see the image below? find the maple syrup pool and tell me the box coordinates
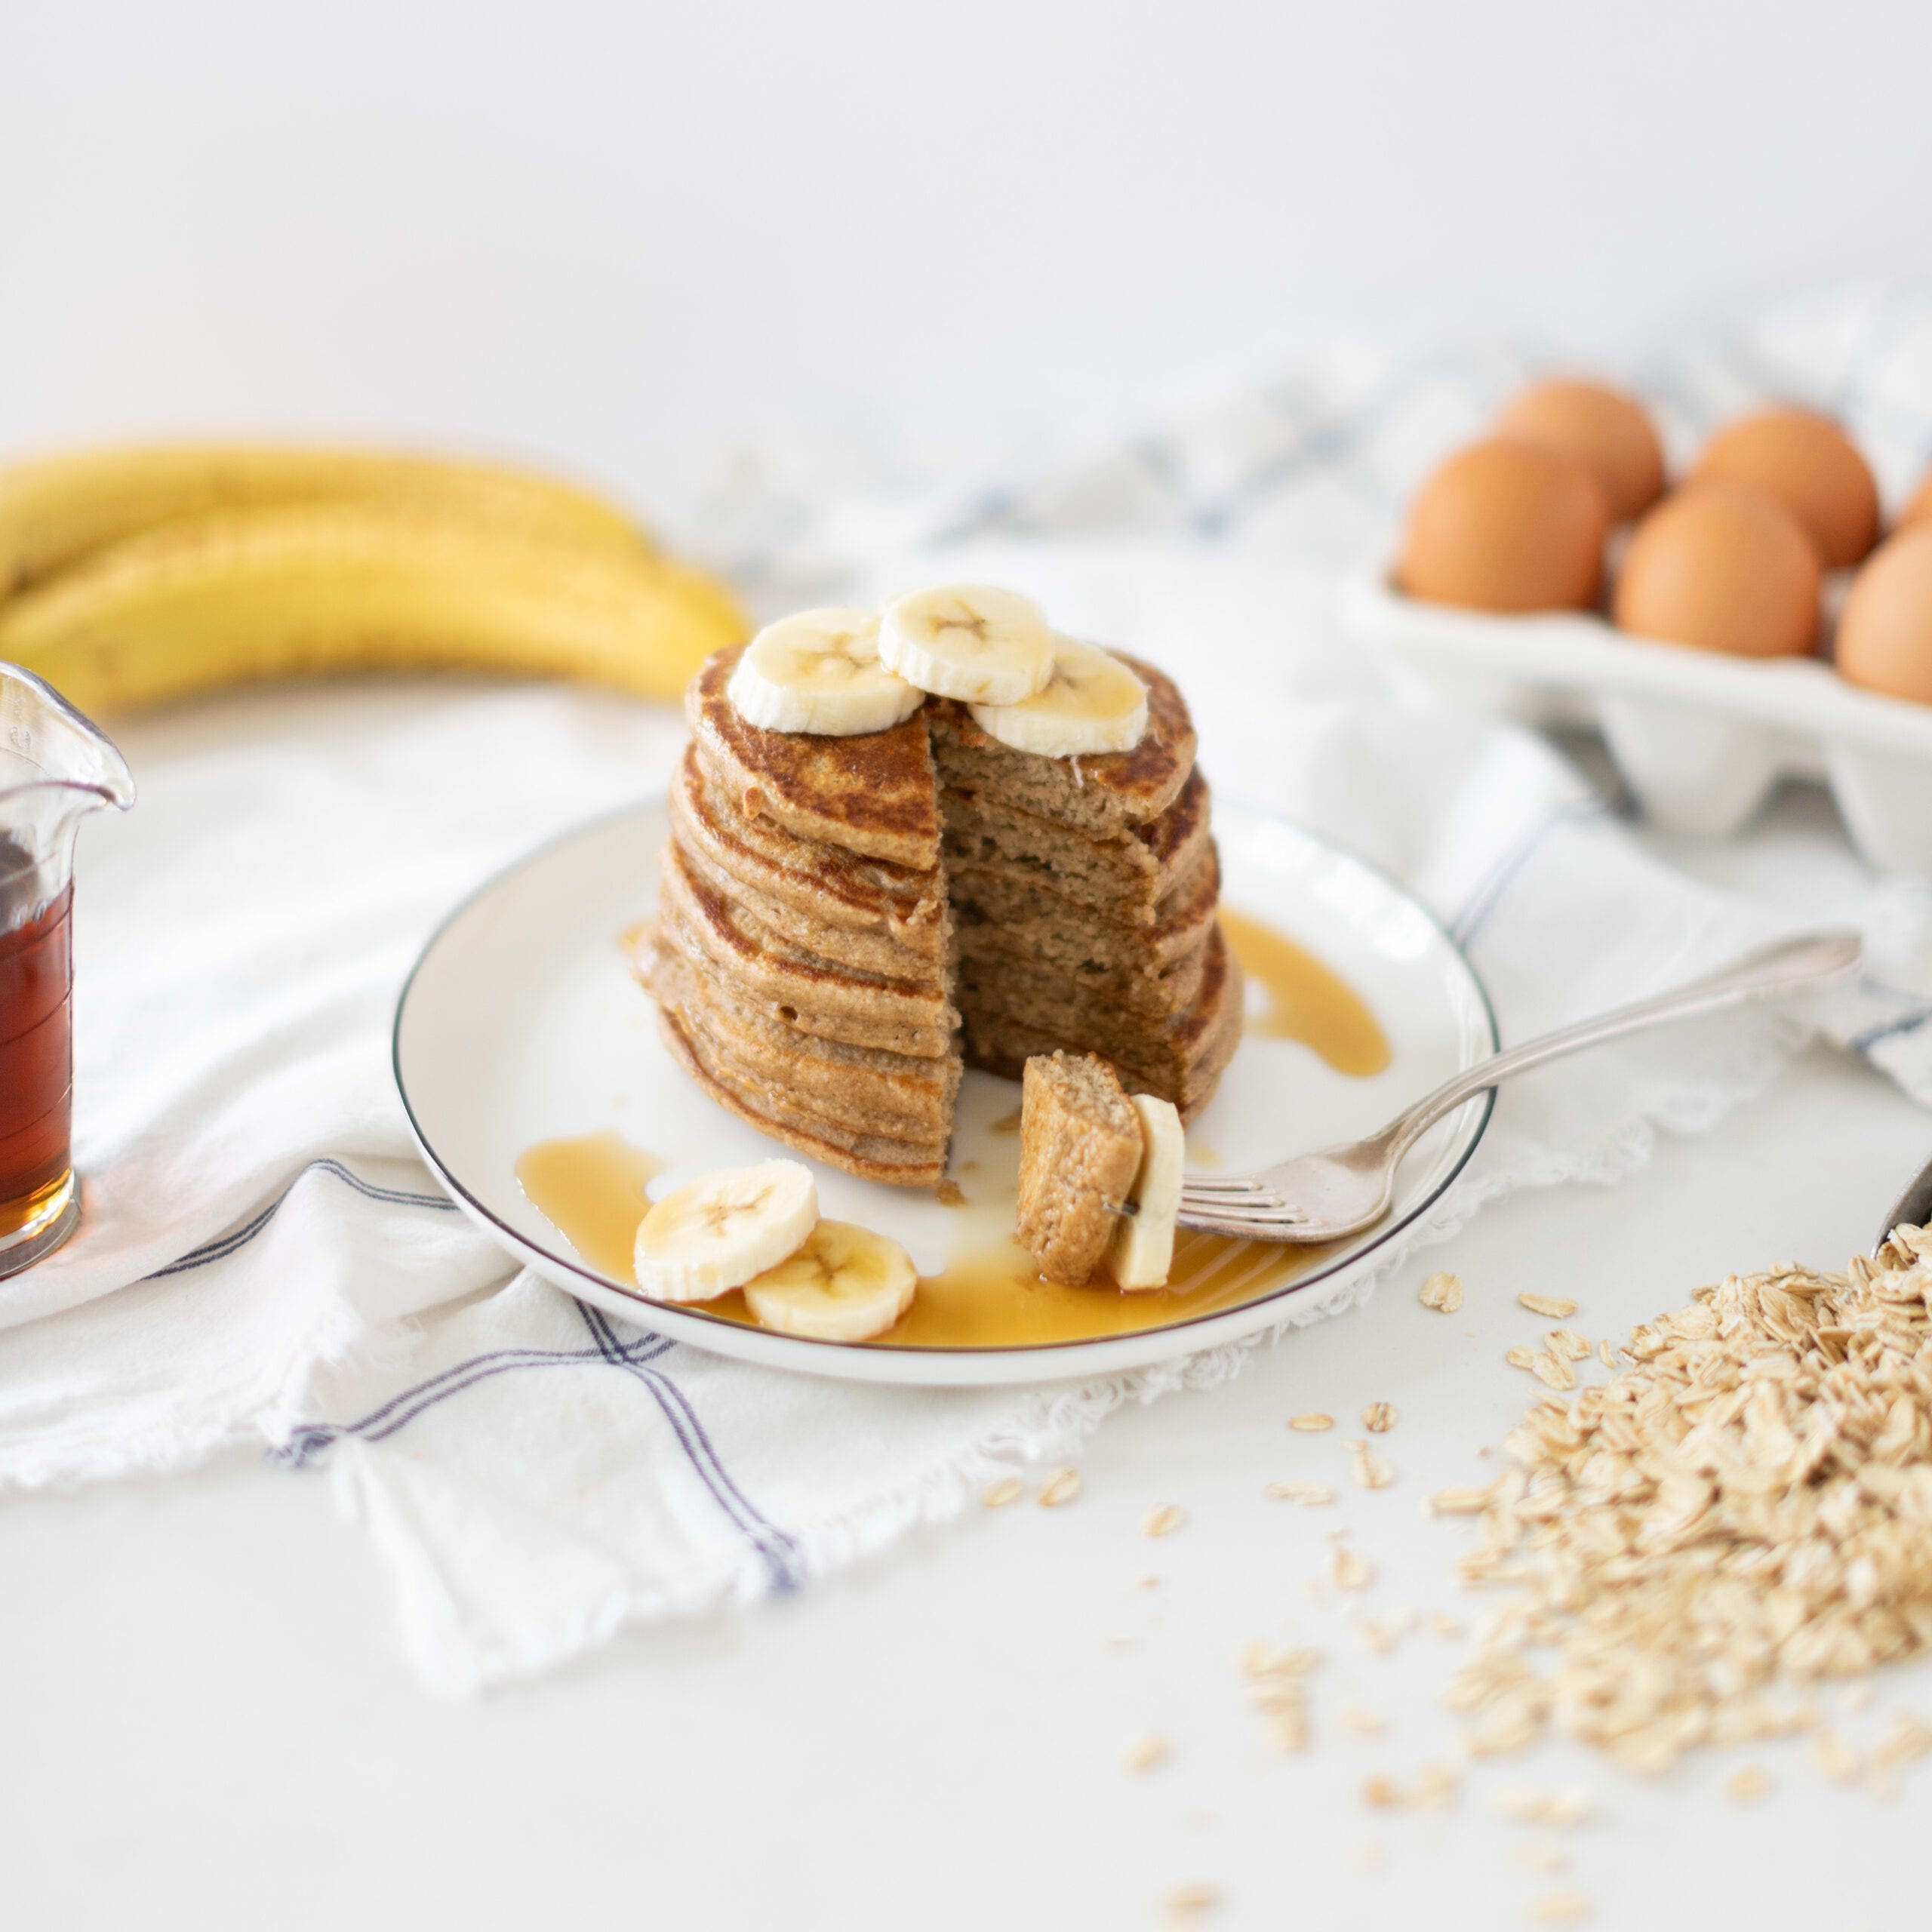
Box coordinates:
[513,913,1383,1348]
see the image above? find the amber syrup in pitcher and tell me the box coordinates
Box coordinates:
[0,869,75,1243]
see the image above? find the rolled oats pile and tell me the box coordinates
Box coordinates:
[1446,1224,1932,1776]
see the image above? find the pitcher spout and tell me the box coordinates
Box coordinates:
[1,661,134,810]
[1,662,134,928]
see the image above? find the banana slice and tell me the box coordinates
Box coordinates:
[634,1160,818,1303]
[725,607,924,737]
[878,583,1056,705]
[742,1219,918,1341]
[969,635,1149,757]
[1108,1095,1185,1289]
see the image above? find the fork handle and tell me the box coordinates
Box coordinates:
[1383,930,1862,1163]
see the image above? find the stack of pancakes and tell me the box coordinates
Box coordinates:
[637,645,1241,1188]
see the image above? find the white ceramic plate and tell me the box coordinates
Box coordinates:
[393,800,1497,1386]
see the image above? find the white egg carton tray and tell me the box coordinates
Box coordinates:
[1340,558,1932,873]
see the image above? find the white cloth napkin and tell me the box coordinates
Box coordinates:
[4,292,1929,1691]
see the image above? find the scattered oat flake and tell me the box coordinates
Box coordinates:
[1724,1764,1771,1802]
[1266,1708,1311,1755]
[1246,1686,1300,1724]
[1125,1732,1170,1771]
[1037,1466,1082,1507]
[1841,1682,1876,1713]
[1510,1840,1568,1875]
[1872,1712,1932,1768]
[1363,1401,1398,1432]
[1266,1479,1335,1506]
[1429,1611,1464,1638]
[1161,1882,1220,1918]
[1531,1350,1577,1392]
[1492,1789,1592,1828]
[1331,1546,1375,1591]
[1812,1730,1860,1783]
[1504,1345,1538,1371]
[1352,1611,1413,1654]
[1546,1328,1589,1361]
[1420,1270,1464,1312]
[1142,1502,1186,1538]
[1241,1641,1321,1678]
[1337,1706,1386,1736]
[1518,1292,1579,1318]
[1361,1762,1457,1811]
[1527,1891,1590,1926]
[1595,1337,1619,1368]
[1101,1635,1137,1652]
[1139,1574,1162,1589]
[1350,1441,1397,1490]
[1426,1485,1492,1516]
[980,1475,1024,1508]
[1290,1411,1334,1432]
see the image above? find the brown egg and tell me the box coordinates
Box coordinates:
[1898,469,1932,532]
[1836,525,1932,704]
[1691,407,1879,568]
[1398,439,1607,613]
[1613,482,1820,657]
[1494,377,1666,522]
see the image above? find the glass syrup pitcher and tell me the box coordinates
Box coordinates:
[0,663,134,1277]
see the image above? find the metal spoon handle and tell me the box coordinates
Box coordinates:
[1877,1155,1932,1252]
[1386,930,1862,1161]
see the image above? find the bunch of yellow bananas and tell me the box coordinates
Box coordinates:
[0,445,748,712]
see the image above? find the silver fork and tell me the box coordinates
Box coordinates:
[1179,930,1862,1244]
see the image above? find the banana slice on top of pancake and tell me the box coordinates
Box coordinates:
[879,583,1056,705]
[727,607,924,737]
[971,635,1149,756]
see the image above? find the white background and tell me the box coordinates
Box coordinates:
[8,7,1932,1928]
[8,0,1932,520]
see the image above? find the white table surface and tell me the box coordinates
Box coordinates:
[5,783,1927,1932]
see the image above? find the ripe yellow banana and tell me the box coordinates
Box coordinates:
[0,503,747,713]
[0,442,654,596]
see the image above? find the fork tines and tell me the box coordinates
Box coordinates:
[1177,1172,1308,1236]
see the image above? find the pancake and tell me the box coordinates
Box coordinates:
[691,645,941,869]
[924,654,1196,834]
[672,789,948,983]
[657,840,956,1046]
[675,743,946,948]
[641,935,957,1138]
[961,932,1245,1123]
[945,841,1220,972]
[940,767,1212,921]
[954,930,1211,1022]
[657,1008,948,1188]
